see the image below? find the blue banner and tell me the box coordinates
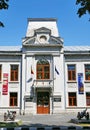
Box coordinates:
[78,73,84,94]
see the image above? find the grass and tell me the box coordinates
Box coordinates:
[78,123,90,127]
[69,118,90,127]
[0,120,22,128]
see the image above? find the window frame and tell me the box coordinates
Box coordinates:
[67,64,76,81]
[37,60,50,80]
[10,65,19,81]
[86,92,90,106]
[68,92,77,106]
[85,64,90,81]
[9,92,18,106]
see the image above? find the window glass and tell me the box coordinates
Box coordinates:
[68,65,76,81]
[10,92,17,106]
[85,64,90,80]
[37,59,50,79]
[86,92,90,106]
[68,92,77,106]
[10,65,18,81]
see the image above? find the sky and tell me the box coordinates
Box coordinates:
[0,0,90,46]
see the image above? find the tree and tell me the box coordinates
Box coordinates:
[0,0,9,27]
[76,0,90,18]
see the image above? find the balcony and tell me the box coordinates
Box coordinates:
[33,79,53,89]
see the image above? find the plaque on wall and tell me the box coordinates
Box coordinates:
[25,96,33,102]
[53,97,61,102]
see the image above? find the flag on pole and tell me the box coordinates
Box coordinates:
[31,66,34,74]
[55,66,59,75]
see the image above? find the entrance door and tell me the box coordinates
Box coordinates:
[37,92,50,114]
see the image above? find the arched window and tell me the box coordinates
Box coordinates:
[37,59,50,79]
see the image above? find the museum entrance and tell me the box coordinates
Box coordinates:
[37,92,50,114]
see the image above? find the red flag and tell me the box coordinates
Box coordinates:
[31,66,34,74]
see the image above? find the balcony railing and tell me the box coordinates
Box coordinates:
[33,79,53,88]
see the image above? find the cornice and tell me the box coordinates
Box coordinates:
[28,18,57,22]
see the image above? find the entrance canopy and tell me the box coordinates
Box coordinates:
[33,79,54,95]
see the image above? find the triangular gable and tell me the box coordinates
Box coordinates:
[22,27,63,46]
[35,27,51,34]
[22,36,35,45]
[49,36,63,45]
[22,36,63,46]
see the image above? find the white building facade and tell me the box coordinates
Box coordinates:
[0,18,90,114]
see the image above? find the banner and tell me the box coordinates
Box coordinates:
[2,73,8,95]
[78,73,84,94]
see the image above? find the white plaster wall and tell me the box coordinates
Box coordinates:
[65,60,90,108]
[26,21,59,37]
[53,52,65,110]
[53,56,64,93]
[0,91,1,106]
[0,61,21,108]
[26,56,33,93]
[21,54,26,112]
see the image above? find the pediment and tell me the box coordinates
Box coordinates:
[22,35,63,46]
[22,36,35,45]
[35,27,51,34]
[49,36,63,45]
[22,27,63,46]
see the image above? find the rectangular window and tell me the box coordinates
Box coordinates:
[0,65,2,81]
[85,64,90,80]
[10,92,18,106]
[67,65,76,81]
[68,92,77,106]
[10,65,18,81]
[44,66,50,79]
[37,65,50,79]
[86,92,90,106]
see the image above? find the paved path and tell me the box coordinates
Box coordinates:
[0,112,90,129]
[17,112,77,126]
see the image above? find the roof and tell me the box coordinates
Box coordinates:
[0,45,90,52]
[0,46,22,52]
[28,18,57,22]
[64,46,90,52]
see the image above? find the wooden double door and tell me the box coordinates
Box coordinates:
[37,92,50,114]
